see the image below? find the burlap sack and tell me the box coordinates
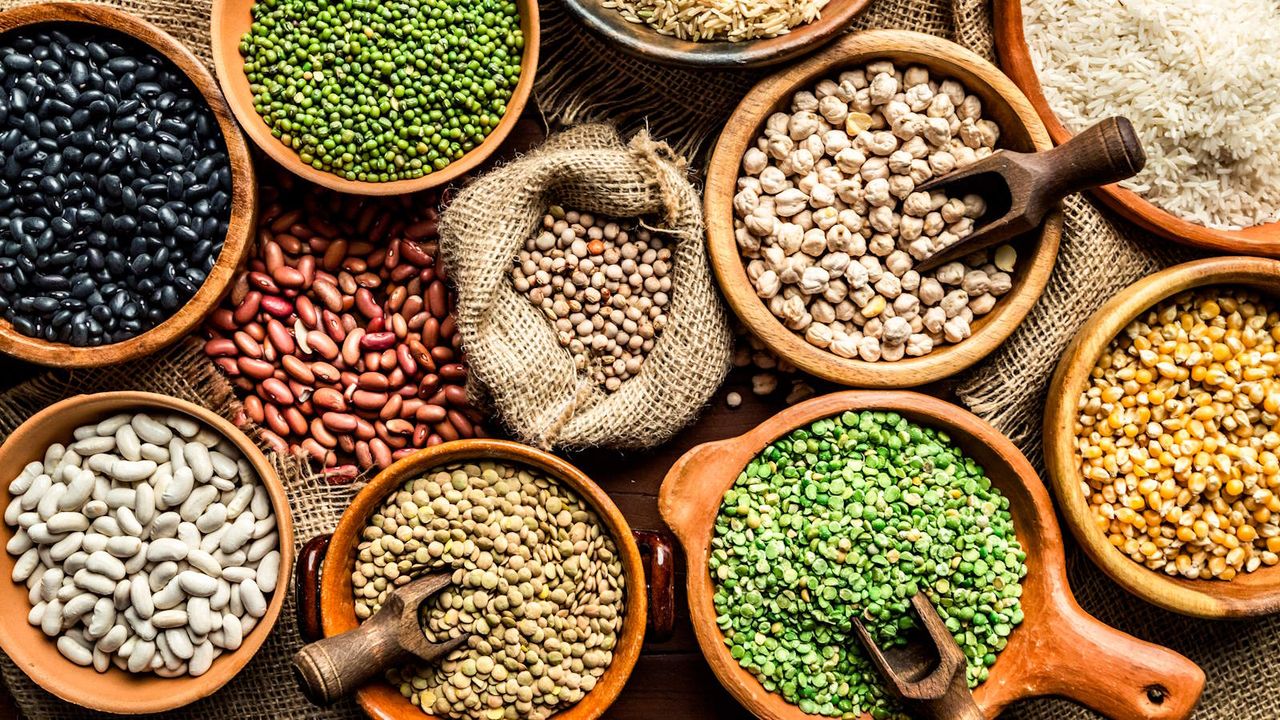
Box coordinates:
[0,339,365,720]
[439,124,732,451]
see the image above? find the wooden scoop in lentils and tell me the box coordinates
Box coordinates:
[511,207,671,391]
[205,172,482,476]
[711,411,1026,718]
[1075,289,1280,580]
[0,24,231,346]
[354,461,626,719]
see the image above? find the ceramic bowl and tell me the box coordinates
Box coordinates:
[704,29,1062,387]
[660,390,1204,719]
[0,3,258,369]
[295,438,674,720]
[0,391,294,713]
[209,0,540,196]
[1045,256,1280,618]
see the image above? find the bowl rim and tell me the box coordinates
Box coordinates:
[992,0,1280,257]
[0,390,295,713]
[209,0,540,196]
[559,0,873,69]
[318,438,645,720]
[0,2,259,368]
[704,28,1062,388]
[1044,256,1280,618]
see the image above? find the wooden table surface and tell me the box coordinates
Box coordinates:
[0,111,950,719]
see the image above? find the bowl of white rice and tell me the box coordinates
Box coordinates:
[995,0,1280,256]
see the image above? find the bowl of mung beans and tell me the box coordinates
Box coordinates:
[210,0,539,196]
[661,390,1205,720]
[705,30,1062,387]
[1046,256,1280,618]
[0,3,258,368]
[296,439,674,720]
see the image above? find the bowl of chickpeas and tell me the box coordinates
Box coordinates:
[1045,256,1280,618]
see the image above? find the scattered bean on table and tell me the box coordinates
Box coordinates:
[4,411,279,676]
[354,461,625,720]
[204,171,483,477]
[1075,289,1280,580]
[238,0,524,182]
[711,411,1026,718]
[511,206,671,391]
[735,61,1018,361]
[0,24,231,346]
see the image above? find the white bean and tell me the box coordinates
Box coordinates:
[256,551,281,594]
[239,580,267,619]
[12,547,39,582]
[131,414,172,445]
[179,571,218,597]
[57,636,93,666]
[151,609,188,629]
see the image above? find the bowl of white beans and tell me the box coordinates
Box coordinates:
[0,390,294,713]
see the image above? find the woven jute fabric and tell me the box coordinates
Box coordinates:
[439,124,732,450]
[0,339,364,720]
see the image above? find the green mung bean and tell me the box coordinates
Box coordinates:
[710,410,1027,719]
[239,0,524,182]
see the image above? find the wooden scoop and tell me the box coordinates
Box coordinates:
[912,117,1146,272]
[292,572,468,705]
[852,592,981,720]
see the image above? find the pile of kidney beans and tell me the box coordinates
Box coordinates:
[0,24,231,346]
[204,172,482,479]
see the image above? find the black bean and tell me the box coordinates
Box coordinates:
[0,23,230,347]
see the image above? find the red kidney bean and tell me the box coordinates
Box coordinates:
[214,357,240,377]
[380,394,403,421]
[248,271,280,295]
[312,280,343,312]
[233,331,262,359]
[396,345,418,375]
[204,337,236,357]
[233,291,263,325]
[264,404,290,437]
[266,319,295,355]
[261,378,294,405]
[360,332,396,351]
[370,438,393,468]
[275,266,305,288]
[308,331,339,360]
[295,296,319,328]
[264,240,284,272]
[434,420,459,443]
[443,385,468,407]
[258,429,289,455]
[352,390,388,411]
[427,281,448,318]
[210,309,237,332]
[321,310,346,343]
[385,419,413,435]
[355,441,373,468]
[354,417,377,441]
[284,407,309,436]
[282,355,315,384]
[413,423,430,446]
[418,374,441,399]
[447,409,474,437]
[420,317,440,347]
[415,404,447,423]
[270,209,301,233]
[358,372,389,391]
[300,439,328,464]
[312,388,347,412]
[237,357,275,381]
[322,240,347,272]
[341,329,365,367]
[243,395,265,423]
[311,362,340,383]
[321,413,357,433]
[260,295,294,318]
[337,435,356,454]
[439,363,467,381]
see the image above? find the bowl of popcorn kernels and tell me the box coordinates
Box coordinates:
[1046,256,1280,618]
[705,29,1062,387]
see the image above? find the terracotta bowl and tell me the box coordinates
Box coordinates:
[705,30,1062,388]
[0,3,258,369]
[210,0,539,196]
[1045,256,1280,618]
[0,391,295,714]
[994,0,1280,256]
[560,0,871,68]
[660,390,1205,720]
[295,439,674,720]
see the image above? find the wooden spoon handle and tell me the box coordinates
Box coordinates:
[1024,596,1204,720]
[293,601,412,705]
[1036,116,1146,199]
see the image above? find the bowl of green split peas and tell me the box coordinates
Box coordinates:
[659,390,1206,720]
[211,0,539,195]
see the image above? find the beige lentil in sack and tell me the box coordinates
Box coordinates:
[439,124,732,450]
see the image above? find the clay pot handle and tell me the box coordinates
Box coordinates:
[1027,596,1204,720]
[634,529,676,641]
[296,534,331,644]
[658,439,727,546]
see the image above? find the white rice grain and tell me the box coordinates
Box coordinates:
[1023,0,1280,229]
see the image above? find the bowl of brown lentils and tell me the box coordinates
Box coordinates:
[705,30,1062,387]
[1046,256,1280,618]
[300,439,671,720]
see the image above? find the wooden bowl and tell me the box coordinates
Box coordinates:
[298,439,672,720]
[1045,256,1280,618]
[210,0,539,196]
[0,391,295,714]
[0,3,257,368]
[705,30,1062,387]
[560,0,871,69]
[661,390,1205,720]
[994,0,1280,256]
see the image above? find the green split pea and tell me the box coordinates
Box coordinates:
[240,0,524,182]
[710,411,1027,719]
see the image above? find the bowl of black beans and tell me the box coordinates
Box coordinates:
[0,2,256,367]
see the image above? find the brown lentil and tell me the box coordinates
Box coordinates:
[1075,289,1280,580]
[205,172,483,477]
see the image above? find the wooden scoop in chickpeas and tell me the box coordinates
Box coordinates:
[912,117,1146,272]
[292,572,467,705]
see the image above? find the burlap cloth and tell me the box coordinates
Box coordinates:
[439,124,732,451]
[0,0,1263,717]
